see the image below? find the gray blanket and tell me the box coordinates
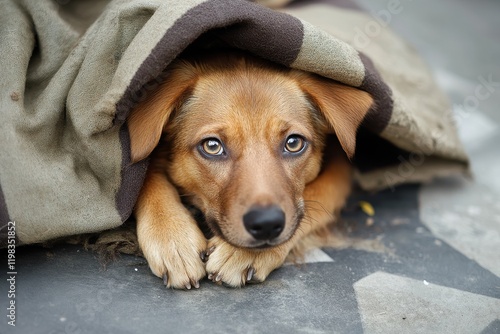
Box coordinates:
[0,0,469,246]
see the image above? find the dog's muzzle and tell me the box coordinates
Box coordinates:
[243,205,285,241]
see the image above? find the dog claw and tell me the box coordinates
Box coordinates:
[246,267,255,282]
[206,246,216,256]
[185,282,192,290]
[215,273,222,282]
[194,281,200,289]
[162,273,168,286]
[208,273,214,280]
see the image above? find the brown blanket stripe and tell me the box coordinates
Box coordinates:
[357,53,393,134]
[115,124,149,222]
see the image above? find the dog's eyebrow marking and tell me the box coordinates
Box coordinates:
[279,122,293,136]
[195,125,228,140]
[277,117,315,140]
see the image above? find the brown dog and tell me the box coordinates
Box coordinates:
[127,51,373,289]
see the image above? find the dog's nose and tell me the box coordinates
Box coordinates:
[243,206,285,241]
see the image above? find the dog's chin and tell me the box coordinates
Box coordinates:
[215,237,289,250]
[245,239,286,249]
[218,228,297,250]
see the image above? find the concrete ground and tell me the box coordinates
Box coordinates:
[1,0,499,333]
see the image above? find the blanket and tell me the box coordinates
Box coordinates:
[0,0,469,246]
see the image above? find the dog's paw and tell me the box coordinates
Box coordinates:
[138,214,207,290]
[204,236,288,287]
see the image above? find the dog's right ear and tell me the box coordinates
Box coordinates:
[293,71,373,160]
[127,61,198,163]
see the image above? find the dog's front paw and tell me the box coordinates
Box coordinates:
[138,214,207,290]
[204,236,288,287]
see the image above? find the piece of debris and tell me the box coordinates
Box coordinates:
[390,218,410,226]
[366,217,374,226]
[359,201,375,216]
[423,280,429,286]
[10,92,19,101]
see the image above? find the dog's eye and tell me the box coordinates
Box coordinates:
[201,138,224,156]
[284,135,306,154]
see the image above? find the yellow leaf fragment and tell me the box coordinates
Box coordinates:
[359,201,375,216]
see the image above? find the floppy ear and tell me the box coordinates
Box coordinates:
[294,72,374,159]
[127,61,198,163]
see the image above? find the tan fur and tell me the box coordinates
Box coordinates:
[128,51,373,289]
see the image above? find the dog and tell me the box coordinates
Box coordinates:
[127,51,373,289]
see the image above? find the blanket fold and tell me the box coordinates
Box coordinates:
[0,0,469,246]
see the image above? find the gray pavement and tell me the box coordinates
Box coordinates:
[1,0,499,333]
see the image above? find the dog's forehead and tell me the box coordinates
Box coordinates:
[191,71,312,120]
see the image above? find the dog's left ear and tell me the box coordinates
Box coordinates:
[294,72,374,159]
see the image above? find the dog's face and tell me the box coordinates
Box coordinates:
[128,52,372,249]
[164,66,327,248]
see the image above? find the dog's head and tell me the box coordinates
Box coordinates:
[128,52,372,249]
